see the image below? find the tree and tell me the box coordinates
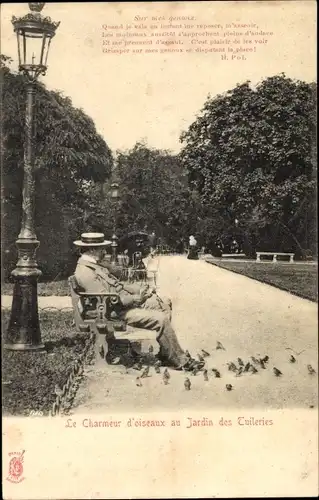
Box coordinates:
[1,56,113,279]
[113,142,199,247]
[180,74,317,256]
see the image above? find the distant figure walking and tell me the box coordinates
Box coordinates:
[187,235,199,260]
[149,231,157,256]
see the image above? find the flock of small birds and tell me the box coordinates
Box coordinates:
[99,341,316,394]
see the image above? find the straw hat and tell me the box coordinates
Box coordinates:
[73,233,112,247]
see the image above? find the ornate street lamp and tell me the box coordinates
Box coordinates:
[4,3,60,351]
[110,183,120,264]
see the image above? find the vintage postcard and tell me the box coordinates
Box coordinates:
[1,1,317,498]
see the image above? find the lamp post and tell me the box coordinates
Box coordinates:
[110,182,120,264]
[4,3,59,351]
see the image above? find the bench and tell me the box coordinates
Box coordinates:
[68,275,158,359]
[68,275,125,339]
[256,252,295,263]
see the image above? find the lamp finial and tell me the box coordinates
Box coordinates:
[28,3,45,13]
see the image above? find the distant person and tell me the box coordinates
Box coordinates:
[187,235,199,260]
[149,231,157,255]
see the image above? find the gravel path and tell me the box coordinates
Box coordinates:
[70,256,318,413]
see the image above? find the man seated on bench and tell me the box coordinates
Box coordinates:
[73,233,203,371]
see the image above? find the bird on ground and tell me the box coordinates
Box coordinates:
[155,365,161,374]
[273,367,282,377]
[191,367,199,376]
[163,370,170,385]
[111,356,121,365]
[54,384,63,398]
[216,341,225,350]
[260,355,269,364]
[236,367,244,377]
[136,377,142,387]
[250,365,258,374]
[154,359,162,368]
[307,364,316,375]
[237,358,244,367]
[99,345,105,359]
[184,378,191,391]
[203,369,209,381]
[289,355,296,363]
[201,349,210,357]
[259,359,266,369]
[251,356,259,364]
[163,368,170,381]
[226,384,233,391]
[244,362,251,372]
[198,353,205,362]
[212,368,221,378]
[141,366,150,378]
[185,350,192,359]
[148,345,154,354]
[227,362,237,372]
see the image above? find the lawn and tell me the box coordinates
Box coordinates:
[1,280,69,296]
[206,260,318,302]
[2,310,92,416]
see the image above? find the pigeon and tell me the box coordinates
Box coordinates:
[244,362,251,372]
[251,356,259,364]
[198,353,205,362]
[163,368,170,381]
[227,362,237,372]
[250,365,258,374]
[203,369,209,381]
[216,341,225,350]
[191,367,198,376]
[136,377,142,387]
[155,365,161,374]
[141,366,150,378]
[201,349,210,357]
[260,355,269,364]
[148,345,154,354]
[184,378,191,391]
[212,368,221,378]
[185,350,192,359]
[154,360,162,368]
[99,345,105,359]
[307,364,316,375]
[111,356,121,365]
[226,384,233,391]
[237,358,244,367]
[289,355,296,363]
[273,367,282,377]
[259,359,266,369]
[236,367,244,377]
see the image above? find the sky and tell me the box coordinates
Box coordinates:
[1,1,316,153]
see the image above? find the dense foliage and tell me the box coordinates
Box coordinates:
[180,75,317,257]
[1,55,113,279]
[2,61,316,281]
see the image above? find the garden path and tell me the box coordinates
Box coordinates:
[69,255,318,413]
